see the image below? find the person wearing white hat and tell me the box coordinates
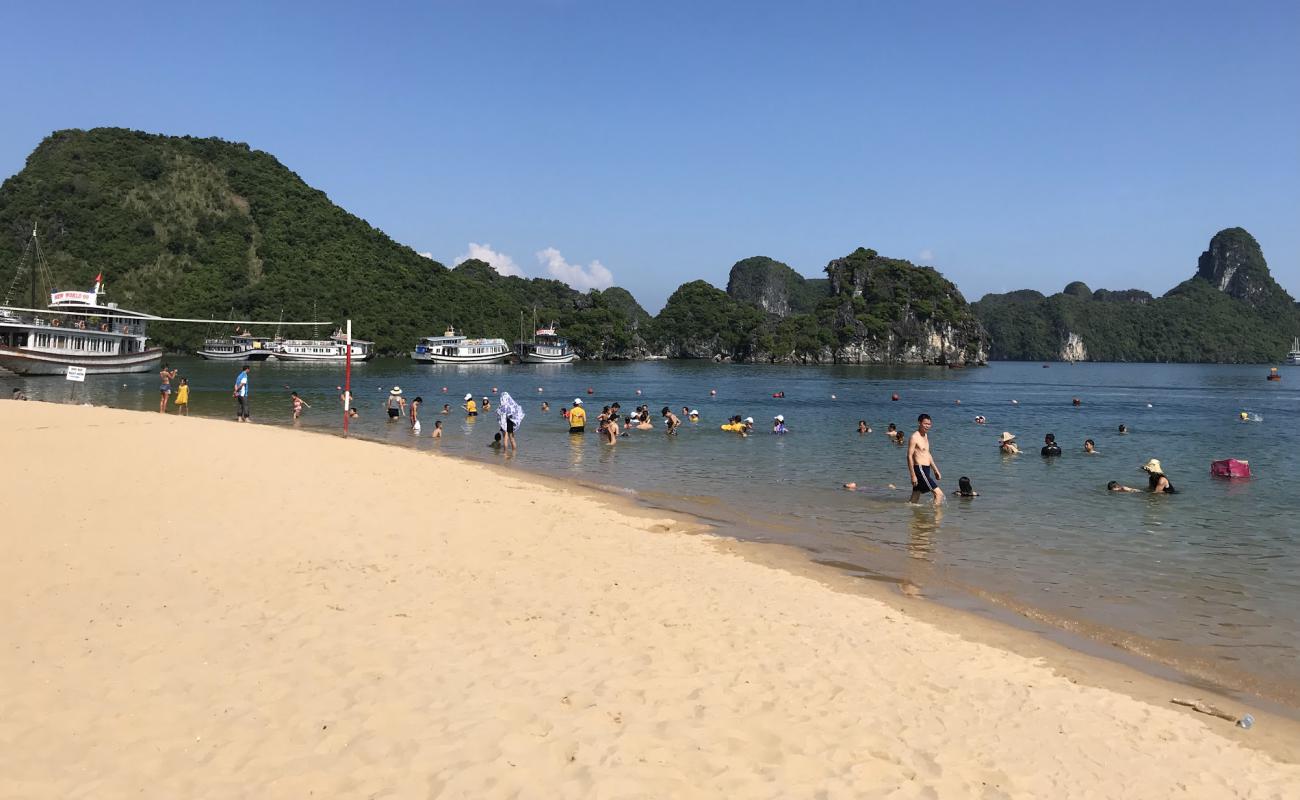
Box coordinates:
[462,393,478,417]
[772,414,788,434]
[568,398,587,433]
[1140,459,1176,493]
[997,431,1020,455]
[742,416,755,434]
[386,386,406,422]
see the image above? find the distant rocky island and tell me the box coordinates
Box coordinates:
[1,128,1291,364]
[973,228,1299,363]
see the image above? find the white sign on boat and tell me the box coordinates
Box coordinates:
[65,365,87,382]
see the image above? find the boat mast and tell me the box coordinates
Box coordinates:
[29,223,37,310]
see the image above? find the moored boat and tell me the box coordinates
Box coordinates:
[196,334,277,361]
[413,328,512,364]
[0,226,162,375]
[1287,337,1300,366]
[516,324,577,364]
[274,331,374,363]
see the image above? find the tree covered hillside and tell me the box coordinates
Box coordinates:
[973,229,1299,363]
[0,128,650,356]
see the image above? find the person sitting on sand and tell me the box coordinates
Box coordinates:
[1107,480,1139,493]
[857,420,871,434]
[1140,459,1176,493]
[1040,432,1062,458]
[1084,439,1098,454]
[955,476,978,497]
[998,431,1020,455]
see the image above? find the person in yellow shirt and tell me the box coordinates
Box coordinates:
[462,393,478,416]
[174,378,190,416]
[567,398,587,433]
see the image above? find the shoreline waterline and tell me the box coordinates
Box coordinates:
[8,358,1299,715]
[8,394,1299,731]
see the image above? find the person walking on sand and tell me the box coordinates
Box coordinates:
[291,391,311,422]
[907,413,944,505]
[174,378,190,416]
[233,365,251,422]
[158,364,178,413]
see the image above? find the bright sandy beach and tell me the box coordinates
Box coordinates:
[3,401,1299,798]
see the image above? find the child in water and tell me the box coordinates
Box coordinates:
[291,391,311,421]
[432,419,443,439]
[955,476,979,497]
[857,420,871,434]
[1107,480,1139,493]
[488,431,504,450]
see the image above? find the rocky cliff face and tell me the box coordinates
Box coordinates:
[1060,332,1088,361]
[1194,227,1283,308]
[820,248,988,365]
[724,256,827,316]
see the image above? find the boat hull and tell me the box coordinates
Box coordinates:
[272,352,373,363]
[0,345,163,376]
[518,351,578,364]
[412,352,512,365]
[196,350,275,361]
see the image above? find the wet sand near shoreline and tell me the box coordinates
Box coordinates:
[3,401,1299,798]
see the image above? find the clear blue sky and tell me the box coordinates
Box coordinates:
[2,0,1296,311]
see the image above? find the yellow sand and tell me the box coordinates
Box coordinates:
[2,401,1298,798]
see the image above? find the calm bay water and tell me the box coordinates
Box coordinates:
[12,358,1300,706]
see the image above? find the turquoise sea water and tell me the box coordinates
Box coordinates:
[12,359,1300,706]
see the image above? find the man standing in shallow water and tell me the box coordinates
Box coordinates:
[907,413,944,505]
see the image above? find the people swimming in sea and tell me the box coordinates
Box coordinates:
[772,415,787,434]
[1118,424,1128,434]
[488,431,504,451]
[1107,480,1139,493]
[1140,459,1176,493]
[885,423,904,444]
[541,401,550,413]
[974,415,986,425]
[432,419,442,439]
[998,431,1020,454]
[662,407,680,435]
[1040,432,1062,457]
[955,476,978,497]
[462,394,477,416]
[568,399,586,433]
[720,415,748,436]
[689,409,700,422]
[441,403,451,414]
[857,420,871,434]
[1084,439,1097,454]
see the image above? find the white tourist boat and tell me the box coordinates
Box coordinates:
[196,334,277,361]
[274,331,374,362]
[412,328,512,364]
[1287,337,1300,366]
[0,226,162,375]
[516,323,578,364]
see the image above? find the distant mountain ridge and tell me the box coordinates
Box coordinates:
[972,228,1298,363]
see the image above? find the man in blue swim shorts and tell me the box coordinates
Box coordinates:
[907,413,944,505]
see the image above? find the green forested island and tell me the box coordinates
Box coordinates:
[2,128,1291,363]
[0,128,987,363]
[972,228,1299,363]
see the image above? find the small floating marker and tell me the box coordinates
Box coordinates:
[537,387,543,393]
[635,389,642,396]
[831,394,837,400]
[492,387,498,394]
[891,393,900,401]
[955,399,961,405]
[441,387,448,392]
[1072,397,1081,406]
[1147,403,1153,408]
[587,387,594,394]
[710,389,717,396]
[1011,399,1019,405]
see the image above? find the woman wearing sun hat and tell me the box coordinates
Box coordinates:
[997,431,1020,455]
[1140,459,1176,493]
[386,386,406,422]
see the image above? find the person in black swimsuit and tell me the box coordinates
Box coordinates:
[1041,433,1062,457]
[1140,459,1176,493]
